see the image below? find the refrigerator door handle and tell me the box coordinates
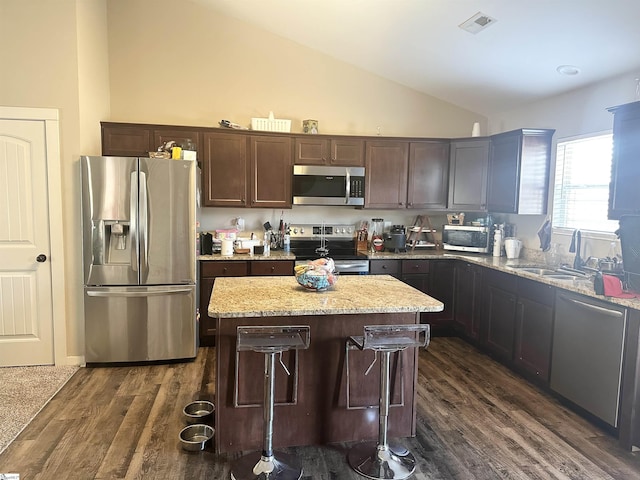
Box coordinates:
[130,171,139,273]
[86,287,194,297]
[139,171,149,280]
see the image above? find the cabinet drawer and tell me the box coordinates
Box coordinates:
[201,261,248,277]
[401,259,430,274]
[250,260,294,276]
[370,260,401,275]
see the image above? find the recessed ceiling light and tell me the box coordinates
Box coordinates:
[557,65,581,76]
[459,12,497,34]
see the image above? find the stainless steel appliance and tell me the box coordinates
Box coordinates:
[442,224,491,253]
[292,165,365,206]
[81,156,197,364]
[290,224,369,274]
[550,291,626,427]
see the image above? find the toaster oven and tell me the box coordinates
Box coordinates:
[442,225,491,253]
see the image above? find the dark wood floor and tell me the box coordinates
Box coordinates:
[2,337,640,479]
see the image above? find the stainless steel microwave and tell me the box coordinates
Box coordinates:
[292,165,365,206]
[442,225,491,253]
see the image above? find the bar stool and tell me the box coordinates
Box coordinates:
[347,324,430,480]
[230,325,311,480]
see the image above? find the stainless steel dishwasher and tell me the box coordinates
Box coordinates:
[550,290,626,427]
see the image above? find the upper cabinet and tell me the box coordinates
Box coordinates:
[294,136,364,166]
[364,140,449,210]
[202,132,292,208]
[249,135,293,209]
[408,141,450,210]
[365,141,409,208]
[202,132,248,207]
[487,129,555,214]
[101,122,202,158]
[608,101,640,219]
[448,139,489,212]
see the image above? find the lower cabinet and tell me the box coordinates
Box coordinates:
[453,261,483,340]
[368,259,454,333]
[514,277,554,382]
[199,260,293,346]
[482,269,517,361]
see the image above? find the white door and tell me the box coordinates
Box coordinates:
[0,118,55,366]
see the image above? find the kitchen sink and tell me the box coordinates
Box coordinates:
[516,267,557,275]
[508,265,587,281]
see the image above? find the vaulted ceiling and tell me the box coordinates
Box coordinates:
[200,0,640,115]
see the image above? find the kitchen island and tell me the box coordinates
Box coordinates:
[208,274,444,453]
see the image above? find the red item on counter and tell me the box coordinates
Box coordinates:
[603,274,640,298]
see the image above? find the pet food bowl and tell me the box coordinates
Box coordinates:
[179,424,214,451]
[183,400,215,425]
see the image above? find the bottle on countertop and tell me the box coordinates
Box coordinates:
[493,227,502,257]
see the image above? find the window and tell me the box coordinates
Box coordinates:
[552,133,619,233]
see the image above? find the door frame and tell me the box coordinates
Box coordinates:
[0,106,68,365]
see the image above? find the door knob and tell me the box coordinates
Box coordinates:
[36,254,47,263]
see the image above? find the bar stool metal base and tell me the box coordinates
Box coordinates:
[231,451,303,480]
[348,441,416,480]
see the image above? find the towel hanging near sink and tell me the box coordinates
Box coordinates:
[537,218,552,252]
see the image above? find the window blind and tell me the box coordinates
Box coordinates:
[552,133,618,233]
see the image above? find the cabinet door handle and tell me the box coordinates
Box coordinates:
[382,265,387,269]
[271,266,275,271]
[223,267,227,273]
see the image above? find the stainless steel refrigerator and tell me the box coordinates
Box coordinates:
[81,156,197,364]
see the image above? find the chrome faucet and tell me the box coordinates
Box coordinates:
[569,229,584,270]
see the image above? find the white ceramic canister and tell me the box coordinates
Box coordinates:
[221,239,234,256]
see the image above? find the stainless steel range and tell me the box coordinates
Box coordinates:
[290,224,369,274]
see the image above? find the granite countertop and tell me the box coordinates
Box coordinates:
[199,248,640,311]
[208,274,444,318]
[198,250,295,261]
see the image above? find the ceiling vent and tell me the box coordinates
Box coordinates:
[459,12,497,34]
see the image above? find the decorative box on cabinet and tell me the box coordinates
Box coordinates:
[608,101,640,219]
[448,139,489,211]
[487,129,555,214]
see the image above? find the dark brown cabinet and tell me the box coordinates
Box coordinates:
[198,260,294,346]
[101,122,202,158]
[407,141,450,210]
[365,140,449,210]
[365,141,409,208]
[294,136,364,166]
[424,260,455,328]
[202,132,248,207]
[199,261,248,346]
[249,135,293,208]
[482,269,517,361]
[513,277,554,382]
[487,129,554,214]
[202,133,292,208]
[369,259,401,278]
[453,261,483,340]
[608,101,640,219]
[448,138,490,211]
